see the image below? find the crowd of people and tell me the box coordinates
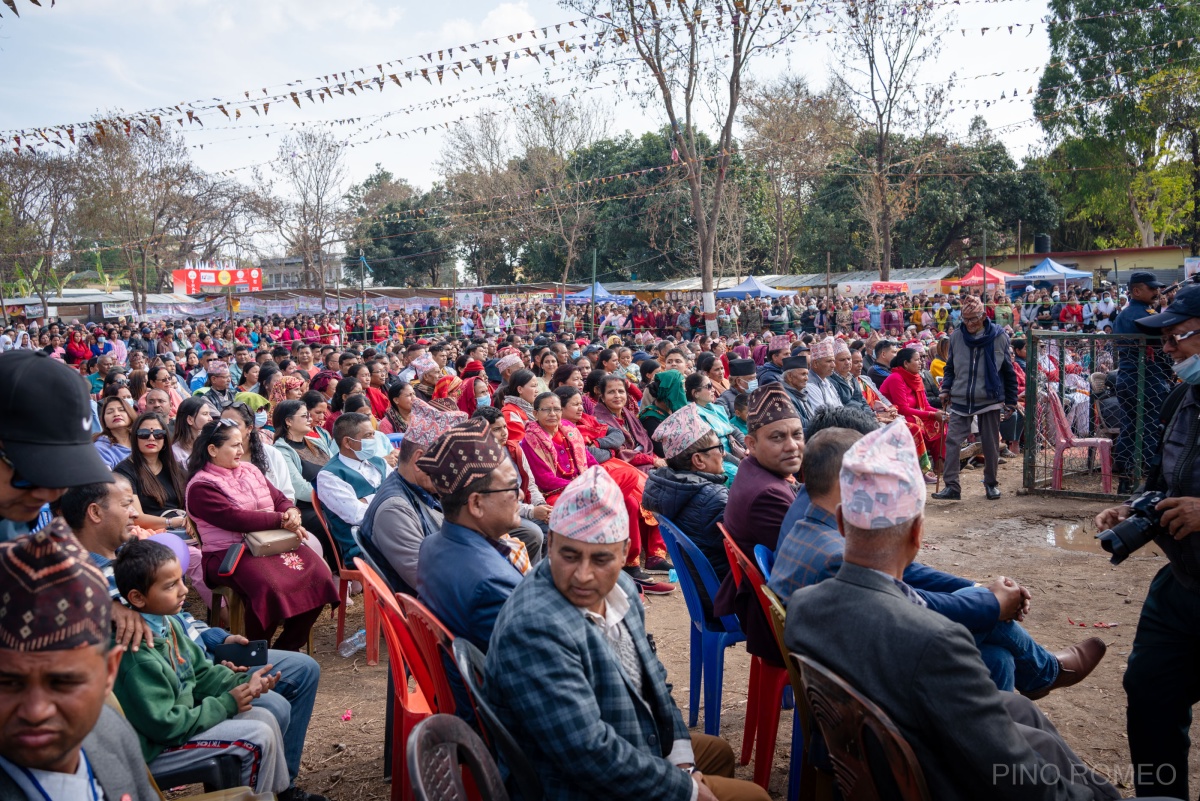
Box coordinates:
[0,271,1193,801]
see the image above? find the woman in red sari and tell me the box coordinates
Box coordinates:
[879,347,947,483]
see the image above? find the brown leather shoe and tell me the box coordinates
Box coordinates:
[1024,637,1107,700]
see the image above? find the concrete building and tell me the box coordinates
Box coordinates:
[991,245,1192,285]
[258,254,344,290]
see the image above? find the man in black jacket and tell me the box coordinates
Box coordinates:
[643,405,730,582]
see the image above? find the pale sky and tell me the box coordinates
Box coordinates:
[0,0,1055,201]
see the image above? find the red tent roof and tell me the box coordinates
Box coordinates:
[949,263,1016,287]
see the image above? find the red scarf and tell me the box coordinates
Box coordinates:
[894,366,931,411]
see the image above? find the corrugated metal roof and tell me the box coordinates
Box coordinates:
[604,268,956,292]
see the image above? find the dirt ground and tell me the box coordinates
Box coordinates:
[181,458,1199,799]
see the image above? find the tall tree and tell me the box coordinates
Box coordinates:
[1035,0,1200,246]
[0,150,77,309]
[565,0,812,334]
[257,129,348,296]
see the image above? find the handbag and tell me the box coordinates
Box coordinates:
[244,528,301,557]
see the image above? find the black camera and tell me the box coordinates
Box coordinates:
[1096,491,1167,565]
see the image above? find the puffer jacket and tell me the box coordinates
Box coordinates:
[642,466,730,584]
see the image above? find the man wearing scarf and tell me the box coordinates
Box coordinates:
[933,294,1019,502]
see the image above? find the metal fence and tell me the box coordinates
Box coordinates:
[1021,330,1175,500]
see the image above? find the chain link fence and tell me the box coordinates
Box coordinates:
[1021,330,1175,500]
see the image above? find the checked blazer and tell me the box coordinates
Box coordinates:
[484,560,695,801]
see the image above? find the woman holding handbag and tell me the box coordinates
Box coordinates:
[186,418,338,651]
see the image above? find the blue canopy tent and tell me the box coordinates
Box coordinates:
[1008,258,1093,294]
[714,276,792,299]
[561,282,637,304]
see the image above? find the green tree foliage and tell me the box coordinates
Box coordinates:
[344,186,452,288]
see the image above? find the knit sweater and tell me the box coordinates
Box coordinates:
[112,616,246,761]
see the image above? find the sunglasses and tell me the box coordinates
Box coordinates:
[136,429,167,440]
[0,446,34,489]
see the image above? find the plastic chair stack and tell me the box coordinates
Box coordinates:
[313,490,380,664]
[720,524,790,791]
[655,515,746,736]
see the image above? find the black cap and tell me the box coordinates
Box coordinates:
[782,354,809,371]
[1128,271,1164,289]
[728,358,756,377]
[0,352,113,488]
[1136,284,1200,331]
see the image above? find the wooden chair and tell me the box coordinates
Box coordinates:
[792,654,931,801]
[763,586,833,801]
[407,714,510,801]
[312,489,380,664]
[355,557,432,801]
[719,523,790,790]
[208,585,245,636]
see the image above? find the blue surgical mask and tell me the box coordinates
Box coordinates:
[1174,354,1200,385]
[571,350,580,359]
[475,395,491,408]
[254,410,268,428]
[747,379,759,393]
[369,431,394,460]
[350,436,376,460]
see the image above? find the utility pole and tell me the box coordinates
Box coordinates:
[358,249,367,343]
[826,251,831,295]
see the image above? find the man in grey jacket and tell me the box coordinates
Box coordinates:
[785,420,1141,801]
[934,293,1019,501]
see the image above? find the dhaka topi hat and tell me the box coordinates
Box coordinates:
[768,335,790,353]
[416,417,507,495]
[746,384,800,433]
[410,356,439,377]
[0,521,110,651]
[549,466,628,544]
[496,354,524,374]
[809,339,835,360]
[207,360,230,377]
[839,419,925,530]
[406,398,467,450]
[652,404,712,460]
[834,339,851,356]
[959,294,985,319]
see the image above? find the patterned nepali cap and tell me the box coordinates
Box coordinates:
[768,335,790,353]
[959,294,985,318]
[834,338,851,356]
[839,419,926,530]
[809,339,835,360]
[746,383,799,433]
[549,466,629,544]
[653,403,711,459]
[207,360,230,377]
[495,354,524,374]
[406,398,467,450]
[0,520,110,651]
[416,417,507,495]
[410,356,439,377]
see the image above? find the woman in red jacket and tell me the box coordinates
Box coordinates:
[65,328,92,366]
[879,347,947,484]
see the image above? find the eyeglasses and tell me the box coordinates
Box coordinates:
[0,446,34,490]
[696,443,723,455]
[475,483,521,500]
[1163,328,1200,347]
[136,429,167,440]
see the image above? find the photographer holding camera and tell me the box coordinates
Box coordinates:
[1095,282,1200,799]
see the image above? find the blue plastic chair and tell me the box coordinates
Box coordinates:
[754,544,775,582]
[655,515,745,736]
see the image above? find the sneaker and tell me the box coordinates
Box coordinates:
[645,555,674,573]
[623,565,654,582]
[636,578,676,595]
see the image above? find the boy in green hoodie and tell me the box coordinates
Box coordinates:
[112,539,290,795]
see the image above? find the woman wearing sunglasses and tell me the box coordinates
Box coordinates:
[114,411,189,530]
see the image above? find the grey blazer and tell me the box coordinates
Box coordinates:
[0,706,159,801]
[784,562,1094,801]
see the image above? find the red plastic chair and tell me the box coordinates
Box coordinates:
[312,490,380,665]
[1047,392,1112,493]
[355,558,431,801]
[719,523,790,790]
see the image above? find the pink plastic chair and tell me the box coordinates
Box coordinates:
[1048,392,1112,493]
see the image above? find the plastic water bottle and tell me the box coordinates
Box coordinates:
[338,628,367,658]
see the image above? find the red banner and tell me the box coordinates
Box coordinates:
[173,267,262,294]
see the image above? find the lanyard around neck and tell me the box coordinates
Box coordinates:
[17,751,99,801]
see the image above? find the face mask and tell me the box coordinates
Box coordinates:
[369,431,394,460]
[746,379,759,393]
[254,410,268,428]
[1174,354,1200,385]
[349,436,375,460]
[475,395,491,408]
